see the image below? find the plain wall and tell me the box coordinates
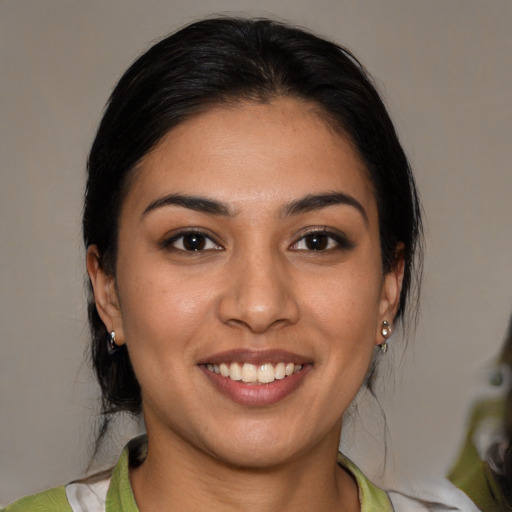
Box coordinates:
[1,0,511,505]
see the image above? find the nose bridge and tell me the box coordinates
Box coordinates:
[218,241,298,332]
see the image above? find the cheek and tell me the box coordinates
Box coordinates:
[302,263,383,335]
[300,261,383,394]
[115,266,219,416]
[115,255,219,359]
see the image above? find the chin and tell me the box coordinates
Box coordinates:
[211,444,298,470]
[199,422,314,470]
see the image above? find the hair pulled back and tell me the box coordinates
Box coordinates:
[83,17,423,422]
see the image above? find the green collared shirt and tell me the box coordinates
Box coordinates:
[3,439,393,511]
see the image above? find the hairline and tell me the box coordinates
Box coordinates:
[102,93,379,273]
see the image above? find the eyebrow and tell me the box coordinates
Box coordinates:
[142,194,232,218]
[141,191,368,224]
[283,192,368,224]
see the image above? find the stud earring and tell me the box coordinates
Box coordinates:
[379,320,391,354]
[108,330,119,355]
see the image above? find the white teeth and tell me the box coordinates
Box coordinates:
[230,362,242,380]
[258,363,275,383]
[206,361,303,384]
[219,363,229,377]
[241,363,258,383]
[275,362,286,380]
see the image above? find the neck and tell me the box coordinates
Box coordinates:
[130,428,359,512]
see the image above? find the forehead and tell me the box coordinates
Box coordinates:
[125,97,377,219]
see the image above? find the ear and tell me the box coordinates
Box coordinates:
[376,244,405,344]
[86,245,125,346]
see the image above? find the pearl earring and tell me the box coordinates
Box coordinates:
[379,320,391,354]
[107,330,119,355]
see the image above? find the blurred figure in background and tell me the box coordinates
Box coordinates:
[449,315,512,510]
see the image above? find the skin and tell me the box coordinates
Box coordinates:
[87,97,404,512]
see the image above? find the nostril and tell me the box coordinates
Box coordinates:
[219,297,299,332]
[216,255,300,332]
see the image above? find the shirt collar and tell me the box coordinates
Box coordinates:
[104,436,392,512]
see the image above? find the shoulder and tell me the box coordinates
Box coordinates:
[2,437,142,512]
[2,477,111,512]
[388,479,482,512]
[2,486,72,512]
[338,452,481,512]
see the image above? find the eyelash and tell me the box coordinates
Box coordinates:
[161,229,223,252]
[161,227,354,253]
[290,228,355,252]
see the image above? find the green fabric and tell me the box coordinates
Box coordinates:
[3,441,392,511]
[448,396,511,511]
[104,447,393,511]
[104,449,394,511]
[338,453,393,511]
[1,485,72,512]
[105,444,138,511]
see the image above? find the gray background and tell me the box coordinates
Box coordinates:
[1,0,511,505]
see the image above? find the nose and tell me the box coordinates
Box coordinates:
[217,249,300,333]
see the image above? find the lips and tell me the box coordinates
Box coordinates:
[199,349,312,406]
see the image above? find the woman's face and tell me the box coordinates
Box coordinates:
[89,97,402,468]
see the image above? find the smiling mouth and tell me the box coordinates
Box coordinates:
[205,362,303,385]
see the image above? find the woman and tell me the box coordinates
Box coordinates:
[3,17,478,512]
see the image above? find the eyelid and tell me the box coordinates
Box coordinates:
[289,226,355,251]
[160,228,224,251]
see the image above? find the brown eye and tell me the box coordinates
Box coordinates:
[163,230,222,252]
[182,233,207,251]
[304,233,329,250]
[290,229,355,252]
